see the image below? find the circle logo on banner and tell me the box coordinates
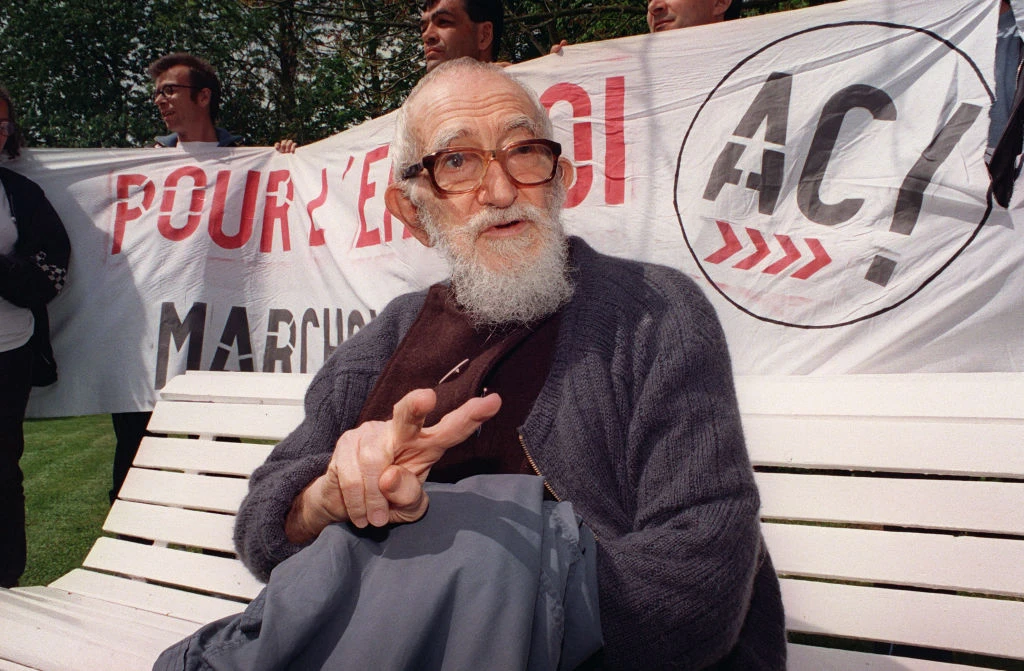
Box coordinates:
[675,22,993,328]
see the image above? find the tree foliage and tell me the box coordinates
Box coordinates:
[0,0,840,149]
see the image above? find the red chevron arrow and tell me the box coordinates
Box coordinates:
[733,228,770,270]
[792,238,831,279]
[762,234,800,275]
[704,220,743,264]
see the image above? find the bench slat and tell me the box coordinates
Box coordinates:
[735,373,1024,420]
[787,642,987,670]
[81,538,263,600]
[0,585,197,671]
[103,501,236,553]
[781,578,1024,660]
[745,415,1024,478]
[118,469,248,514]
[135,437,274,476]
[763,523,1024,598]
[48,569,246,623]
[756,472,1024,535]
[159,370,313,405]
[147,400,304,440]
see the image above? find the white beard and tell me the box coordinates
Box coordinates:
[417,186,574,328]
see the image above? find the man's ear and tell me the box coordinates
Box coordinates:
[196,87,212,110]
[384,182,433,247]
[713,0,732,20]
[477,21,494,59]
[557,157,575,192]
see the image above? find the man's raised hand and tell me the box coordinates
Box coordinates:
[286,388,501,542]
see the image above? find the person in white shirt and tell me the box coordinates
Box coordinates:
[0,86,71,587]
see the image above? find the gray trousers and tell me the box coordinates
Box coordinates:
[155,474,602,671]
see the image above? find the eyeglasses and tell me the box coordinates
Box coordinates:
[0,121,14,135]
[152,84,202,101]
[401,139,561,195]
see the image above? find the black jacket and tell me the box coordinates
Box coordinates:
[0,166,71,379]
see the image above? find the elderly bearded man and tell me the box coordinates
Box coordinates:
[162,58,786,671]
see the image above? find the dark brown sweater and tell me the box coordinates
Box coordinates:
[357,283,560,483]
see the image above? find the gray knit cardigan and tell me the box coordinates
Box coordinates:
[234,237,786,670]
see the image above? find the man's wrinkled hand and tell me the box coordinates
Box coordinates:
[287,388,501,541]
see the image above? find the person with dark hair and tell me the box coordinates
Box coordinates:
[108,51,245,504]
[420,0,504,71]
[147,52,298,152]
[109,51,297,505]
[647,0,742,32]
[552,0,742,54]
[0,86,71,587]
[147,52,240,148]
[724,0,743,21]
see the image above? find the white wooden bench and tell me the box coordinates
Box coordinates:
[1,371,1022,670]
[0,371,313,671]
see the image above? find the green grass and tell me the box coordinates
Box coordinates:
[20,415,112,586]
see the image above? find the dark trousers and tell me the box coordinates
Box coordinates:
[0,343,33,587]
[109,411,152,504]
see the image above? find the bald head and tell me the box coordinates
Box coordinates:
[384,58,575,327]
[392,58,553,181]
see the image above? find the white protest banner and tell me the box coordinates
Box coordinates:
[18,0,1020,418]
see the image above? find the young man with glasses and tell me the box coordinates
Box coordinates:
[107,52,242,505]
[108,52,297,504]
[148,53,242,148]
[201,58,785,669]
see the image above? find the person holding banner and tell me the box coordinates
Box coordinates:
[148,52,299,152]
[551,0,742,54]
[420,0,503,71]
[149,52,245,148]
[0,87,71,588]
[219,59,785,669]
[646,0,742,32]
[108,52,298,504]
[109,52,249,504]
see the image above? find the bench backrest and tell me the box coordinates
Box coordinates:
[742,373,1024,669]
[63,371,1024,669]
[48,371,313,624]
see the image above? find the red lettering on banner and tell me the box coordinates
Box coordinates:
[541,83,593,208]
[306,168,329,247]
[605,76,626,206]
[158,166,207,241]
[356,145,389,248]
[112,174,155,254]
[260,170,294,252]
[110,156,424,254]
[209,170,259,250]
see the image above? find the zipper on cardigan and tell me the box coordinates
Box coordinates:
[518,432,562,501]
[519,432,601,544]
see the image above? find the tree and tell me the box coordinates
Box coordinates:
[0,0,841,149]
[0,0,158,147]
